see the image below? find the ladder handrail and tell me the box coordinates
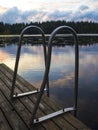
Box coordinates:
[31,25,79,124]
[10,25,49,99]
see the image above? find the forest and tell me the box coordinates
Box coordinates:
[0,21,98,34]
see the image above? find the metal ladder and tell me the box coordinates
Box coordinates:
[31,25,79,125]
[10,25,49,99]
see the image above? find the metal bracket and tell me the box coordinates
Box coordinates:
[33,107,75,124]
[13,88,47,98]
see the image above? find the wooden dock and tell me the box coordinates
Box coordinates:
[0,63,91,130]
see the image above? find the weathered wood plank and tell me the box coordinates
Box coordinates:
[2,64,61,130]
[0,64,35,91]
[0,65,60,130]
[0,91,28,130]
[41,92,92,130]
[63,114,92,130]
[42,96,92,130]
[0,64,92,130]
[0,71,45,130]
[0,108,11,130]
[0,64,76,130]
[38,96,76,130]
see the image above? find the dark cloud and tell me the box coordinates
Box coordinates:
[0,6,98,23]
[82,9,98,21]
[71,7,98,22]
[79,5,89,11]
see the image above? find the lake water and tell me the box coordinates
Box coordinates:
[0,42,98,130]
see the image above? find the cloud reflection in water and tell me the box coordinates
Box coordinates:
[0,44,98,129]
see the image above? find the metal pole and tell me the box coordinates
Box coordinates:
[10,25,47,99]
[43,42,50,97]
[31,25,79,124]
[74,32,79,116]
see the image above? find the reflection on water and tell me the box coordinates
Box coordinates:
[0,43,98,130]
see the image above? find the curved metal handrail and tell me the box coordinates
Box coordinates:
[31,25,79,124]
[10,25,49,99]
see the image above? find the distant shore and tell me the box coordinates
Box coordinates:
[0,33,98,38]
[0,34,98,46]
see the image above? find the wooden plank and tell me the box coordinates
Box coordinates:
[0,91,28,130]
[0,66,74,130]
[63,114,92,130]
[0,107,11,130]
[41,90,92,130]
[0,85,45,130]
[0,71,45,130]
[0,64,92,130]
[0,64,76,130]
[38,96,75,130]
[0,64,38,92]
[0,65,60,130]
[18,97,60,130]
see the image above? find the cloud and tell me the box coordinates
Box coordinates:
[71,6,98,22]
[0,7,23,23]
[0,6,52,23]
[0,5,98,23]
[79,5,89,11]
[47,10,72,21]
[0,7,39,23]
[0,5,7,13]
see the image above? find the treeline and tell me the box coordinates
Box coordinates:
[0,21,98,34]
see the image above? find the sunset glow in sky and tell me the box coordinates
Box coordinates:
[0,0,98,23]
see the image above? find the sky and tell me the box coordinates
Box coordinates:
[0,0,98,24]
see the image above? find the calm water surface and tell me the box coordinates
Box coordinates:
[0,43,98,130]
